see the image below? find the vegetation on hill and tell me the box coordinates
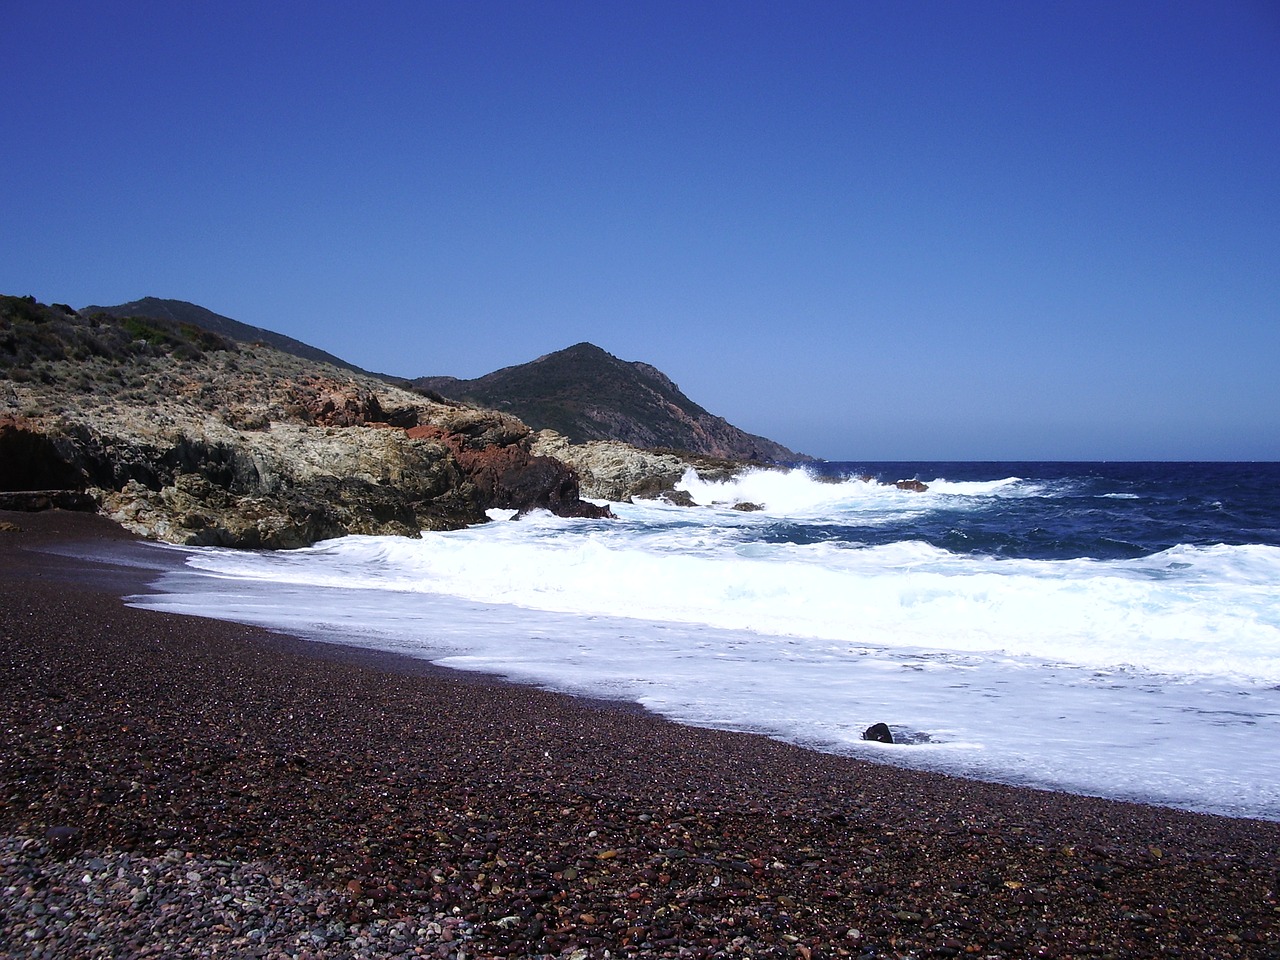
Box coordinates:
[44,298,803,462]
[0,295,236,377]
[414,342,804,462]
[82,297,366,375]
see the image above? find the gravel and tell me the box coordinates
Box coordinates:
[2,835,474,959]
[2,511,1279,959]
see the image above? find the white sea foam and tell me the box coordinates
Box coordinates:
[127,472,1280,820]
[176,508,1280,684]
[675,467,1039,517]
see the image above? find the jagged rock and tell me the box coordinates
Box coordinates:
[411,424,610,519]
[296,376,387,426]
[658,489,697,507]
[0,417,87,490]
[731,502,763,512]
[531,432,690,501]
[531,431,748,503]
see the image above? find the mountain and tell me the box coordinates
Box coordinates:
[413,342,805,462]
[81,299,804,460]
[81,297,369,375]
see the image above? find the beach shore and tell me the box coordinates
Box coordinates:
[2,510,1277,959]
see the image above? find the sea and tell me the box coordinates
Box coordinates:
[125,461,1280,822]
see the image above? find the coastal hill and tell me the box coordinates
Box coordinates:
[0,295,760,547]
[85,299,802,463]
[413,342,804,462]
[83,297,369,376]
[0,295,619,547]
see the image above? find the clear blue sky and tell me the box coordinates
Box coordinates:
[4,1,1277,460]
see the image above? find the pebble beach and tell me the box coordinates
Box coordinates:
[2,510,1278,959]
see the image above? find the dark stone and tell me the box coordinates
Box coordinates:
[862,722,894,743]
[626,475,678,500]
[410,423,611,521]
[894,479,929,493]
[0,419,86,491]
[0,490,98,512]
[657,489,696,507]
[45,824,82,855]
[731,502,763,512]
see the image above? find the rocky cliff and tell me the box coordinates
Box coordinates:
[0,296,612,548]
[413,342,806,462]
[530,431,746,503]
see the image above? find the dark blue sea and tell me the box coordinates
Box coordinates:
[804,461,1280,560]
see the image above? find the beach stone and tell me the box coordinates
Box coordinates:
[862,722,894,743]
[44,825,82,854]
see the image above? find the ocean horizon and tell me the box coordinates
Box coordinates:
[126,460,1280,821]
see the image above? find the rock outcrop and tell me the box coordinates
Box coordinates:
[531,431,745,503]
[0,296,607,547]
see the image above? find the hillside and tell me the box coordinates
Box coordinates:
[85,302,803,462]
[0,295,613,547]
[83,297,369,376]
[414,342,804,462]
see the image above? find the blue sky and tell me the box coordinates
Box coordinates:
[4,1,1277,460]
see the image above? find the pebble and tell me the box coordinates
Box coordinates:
[0,836,470,959]
[4,530,1279,960]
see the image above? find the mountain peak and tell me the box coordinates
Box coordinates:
[413,347,803,462]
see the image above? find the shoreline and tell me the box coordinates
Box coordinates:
[2,509,1278,958]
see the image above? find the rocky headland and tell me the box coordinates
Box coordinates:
[1,296,650,548]
[1,295,921,546]
[3,299,1276,959]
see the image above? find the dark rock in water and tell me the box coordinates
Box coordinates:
[862,722,894,743]
[894,479,928,493]
[731,501,763,512]
[658,489,696,507]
